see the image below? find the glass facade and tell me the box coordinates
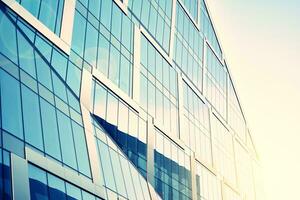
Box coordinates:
[0,0,262,200]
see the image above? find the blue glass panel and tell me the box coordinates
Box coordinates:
[40,98,62,161]
[82,191,95,200]
[119,55,131,95]
[0,69,23,139]
[48,173,66,200]
[29,165,49,200]
[72,121,91,177]
[39,0,59,32]
[57,111,77,169]
[97,34,109,76]
[21,0,41,16]
[93,83,107,118]
[0,9,18,64]
[89,0,101,19]
[35,53,53,91]
[35,36,52,62]
[66,62,81,96]
[66,183,82,200]
[52,73,68,102]
[21,85,43,150]
[55,0,64,35]
[109,45,120,85]
[97,141,116,191]
[100,0,112,29]
[111,3,122,40]
[71,11,86,57]
[1,150,12,200]
[84,23,98,67]
[51,49,68,79]
[121,16,132,52]
[17,29,36,78]
[109,149,127,198]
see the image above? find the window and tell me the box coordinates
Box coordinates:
[97,141,116,191]
[72,121,91,177]
[22,85,43,150]
[93,83,107,119]
[84,23,98,67]
[57,111,77,169]
[40,98,61,161]
[106,93,118,125]
[97,34,109,76]
[0,149,12,200]
[28,164,99,200]
[0,69,23,139]
[100,0,112,29]
[19,0,64,35]
[17,27,36,78]
[66,62,81,97]
[29,164,48,200]
[71,11,86,57]
[48,174,66,200]
[0,9,18,64]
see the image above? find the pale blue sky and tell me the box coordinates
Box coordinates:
[206,0,300,199]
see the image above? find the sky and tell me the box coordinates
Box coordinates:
[205,0,300,199]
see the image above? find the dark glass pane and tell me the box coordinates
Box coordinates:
[48,173,66,200]
[29,165,49,200]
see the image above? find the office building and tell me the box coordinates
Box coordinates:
[0,0,263,199]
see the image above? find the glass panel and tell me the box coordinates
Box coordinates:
[119,55,131,95]
[100,0,112,29]
[17,28,36,78]
[0,69,23,139]
[93,83,107,119]
[22,85,43,150]
[29,165,48,200]
[109,149,127,198]
[36,53,53,91]
[97,141,116,191]
[48,173,66,200]
[109,45,120,85]
[66,183,82,200]
[71,11,86,56]
[39,0,59,31]
[40,98,61,160]
[57,111,77,169]
[66,62,81,96]
[97,34,110,76]
[0,9,18,64]
[72,121,91,177]
[106,93,118,125]
[84,23,98,67]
